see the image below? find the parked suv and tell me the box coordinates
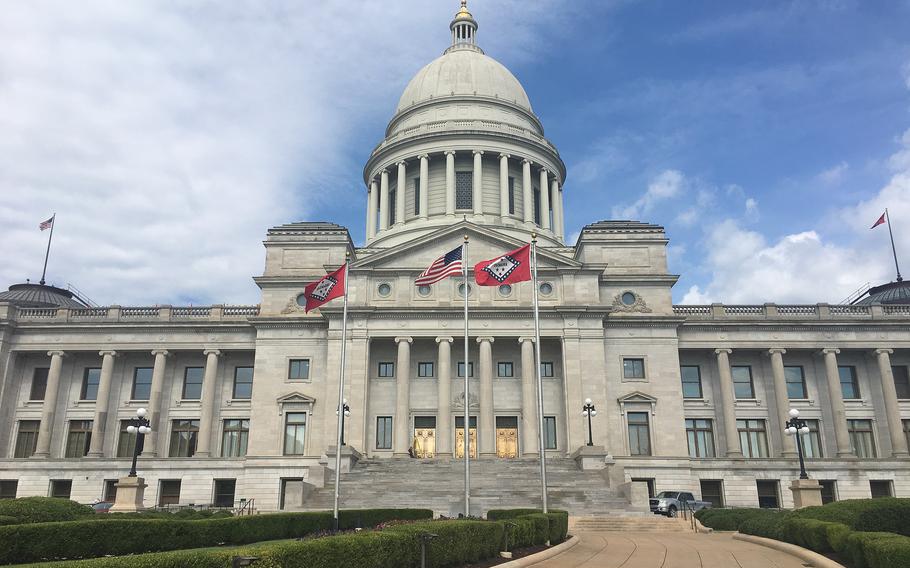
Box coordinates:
[649,491,710,517]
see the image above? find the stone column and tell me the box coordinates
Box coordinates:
[418,154,429,220]
[539,168,551,230]
[393,337,412,456]
[477,337,495,456]
[379,169,390,231]
[194,349,221,457]
[445,151,456,216]
[87,350,118,457]
[874,348,909,457]
[436,337,454,457]
[714,349,742,457]
[143,349,169,457]
[499,154,510,219]
[552,179,563,239]
[396,160,407,225]
[473,150,484,215]
[768,348,797,457]
[522,159,533,223]
[520,337,538,456]
[367,180,378,239]
[821,348,853,457]
[33,350,65,458]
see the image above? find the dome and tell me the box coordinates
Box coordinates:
[0,283,87,308]
[854,280,910,305]
[396,49,532,114]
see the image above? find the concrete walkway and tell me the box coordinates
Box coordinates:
[530,531,812,567]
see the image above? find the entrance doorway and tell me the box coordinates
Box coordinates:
[496,416,519,458]
[455,416,477,459]
[413,416,436,458]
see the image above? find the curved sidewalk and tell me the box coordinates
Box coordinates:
[527,531,814,567]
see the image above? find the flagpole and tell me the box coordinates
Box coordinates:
[463,234,471,517]
[886,209,903,282]
[530,233,549,515]
[332,252,351,531]
[40,213,56,286]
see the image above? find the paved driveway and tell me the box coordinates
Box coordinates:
[533,532,813,568]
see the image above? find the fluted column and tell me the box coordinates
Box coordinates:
[473,150,484,215]
[715,349,742,457]
[477,337,495,456]
[539,168,551,230]
[445,151,456,216]
[87,350,117,457]
[33,350,65,458]
[379,169,390,231]
[418,154,429,219]
[522,159,533,223]
[393,337,413,456]
[143,349,169,457]
[874,348,909,457]
[821,348,853,457]
[195,349,221,457]
[436,337,454,457]
[520,337,538,456]
[552,179,563,239]
[499,154,510,219]
[396,161,407,225]
[768,349,797,457]
[367,180,378,239]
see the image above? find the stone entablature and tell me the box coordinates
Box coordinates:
[1,304,260,323]
[674,303,910,320]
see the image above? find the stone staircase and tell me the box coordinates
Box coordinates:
[571,516,693,533]
[301,457,641,517]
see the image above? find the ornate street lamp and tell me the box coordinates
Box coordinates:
[125,408,152,477]
[336,399,350,446]
[784,408,811,480]
[582,398,597,447]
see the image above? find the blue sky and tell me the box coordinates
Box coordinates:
[2,1,910,305]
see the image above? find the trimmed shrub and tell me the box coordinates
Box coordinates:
[826,521,852,553]
[738,510,787,541]
[862,532,910,568]
[781,518,841,552]
[0,497,93,524]
[386,519,505,567]
[546,511,569,544]
[338,508,432,529]
[853,500,910,536]
[843,531,905,568]
[486,509,542,520]
[694,508,780,532]
[0,517,16,527]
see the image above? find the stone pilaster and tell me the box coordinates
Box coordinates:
[539,168,550,230]
[821,348,853,457]
[473,150,484,215]
[436,337,454,457]
[418,154,429,220]
[477,337,495,456]
[87,350,118,457]
[499,154,510,219]
[396,160,407,226]
[768,348,797,457]
[143,349,170,457]
[445,151,456,216]
[367,180,378,239]
[714,349,742,457]
[874,348,909,457]
[33,350,65,458]
[522,158,533,224]
[194,349,221,457]
[552,179,563,239]
[379,169,390,231]
[393,337,412,456]
[519,337,538,456]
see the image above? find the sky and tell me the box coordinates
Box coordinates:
[1,0,909,306]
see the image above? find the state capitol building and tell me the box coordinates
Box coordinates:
[1,3,909,515]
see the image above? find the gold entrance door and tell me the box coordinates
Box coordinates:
[455,427,477,459]
[413,428,436,458]
[496,416,519,458]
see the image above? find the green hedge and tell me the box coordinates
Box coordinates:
[694,508,782,532]
[485,508,569,545]
[546,511,569,544]
[0,517,16,527]
[0,498,93,524]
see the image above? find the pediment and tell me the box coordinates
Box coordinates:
[617,391,658,404]
[276,392,316,405]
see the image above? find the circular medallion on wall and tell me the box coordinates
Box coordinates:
[378,283,392,297]
[621,292,637,306]
[458,283,472,297]
[539,282,553,296]
[296,293,308,307]
[417,285,432,297]
[499,284,512,296]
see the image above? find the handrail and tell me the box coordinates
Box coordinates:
[680,500,698,532]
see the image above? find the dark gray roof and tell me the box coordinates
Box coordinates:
[854,280,910,305]
[581,220,666,232]
[0,283,87,308]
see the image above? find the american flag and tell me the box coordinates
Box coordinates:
[39,215,55,231]
[415,245,464,286]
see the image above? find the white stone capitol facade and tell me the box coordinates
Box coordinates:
[1,4,909,513]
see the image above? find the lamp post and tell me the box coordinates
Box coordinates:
[582,398,597,447]
[336,399,350,446]
[784,408,811,480]
[125,408,152,477]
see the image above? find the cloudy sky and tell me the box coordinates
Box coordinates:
[2,0,909,306]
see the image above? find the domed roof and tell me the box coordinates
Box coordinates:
[854,280,910,305]
[0,283,87,309]
[396,49,532,114]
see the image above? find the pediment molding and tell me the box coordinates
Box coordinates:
[277,392,317,405]
[617,390,657,415]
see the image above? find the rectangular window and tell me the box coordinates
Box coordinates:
[103,479,118,503]
[81,368,101,400]
[543,416,557,449]
[117,420,137,458]
[685,418,715,458]
[732,366,755,399]
[50,480,72,499]
[169,419,199,457]
[14,420,40,458]
[378,362,395,378]
[65,420,93,458]
[892,366,910,399]
[455,171,473,210]
[288,359,310,381]
[413,178,420,216]
[533,186,541,224]
[389,188,397,225]
[232,366,254,399]
[839,366,860,399]
[417,362,435,378]
[158,480,181,506]
[756,480,780,508]
[848,419,876,458]
[699,480,724,508]
[784,366,807,399]
[222,419,249,457]
[800,419,823,458]
[623,358,645,379]
[819,480,837,504]
[870,480,893,498]
[737,419,768,458]
[0,480,18,500]
[457,362,474,378]
[376,416,393,450]
[628,412,651,455]
[497,362,514,378]
[681,366,702,398]
[29,368,49,400]
[182,367,204,400]
[904,419,910,452]
[213,479,236,508]
[284,412,307,455]
[540,362,554,378]
[508,176,516,215]
[131,367,153,400]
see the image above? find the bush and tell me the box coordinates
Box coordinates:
[338,508,432,529]
[0,517,16,527]
[862,533,910,568]
[546,511,569,544]
[486,509,542,520]
[486,508,568,546]
[0,498,93,525]
[386,519,505,567]
[738,510,788,541]
[853,499,910,536]
[694,508,780,532]
[780,518,842,552]
[843,531,905,568]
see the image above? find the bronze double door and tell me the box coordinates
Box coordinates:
[452,416,519,459]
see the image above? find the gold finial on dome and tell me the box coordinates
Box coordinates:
[455,0,473,20]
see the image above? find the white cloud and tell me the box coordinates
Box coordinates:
[817,161,849,184]
[744,197,760,220]
[613,169,685,219]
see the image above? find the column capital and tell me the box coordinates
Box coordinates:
[874,348,894,356]
[714,348,732,356]
[396,160,407,167]
[820,347,841,356]
[380,168,389,175]
[518,336,536,344]
[203,348,221,356]
[540,167,549,174]
[435,336,454,344]
[473,149,484,156]
[767,348,787,355]
[499,153,510,160]
[394,336,413,344]
[418,153,430,160]
[444,150,456,156]
[522,158,533,165]
[476,336,495,344]
[47,350,66,358]
[99,350,118,358]
[151,349,170,357]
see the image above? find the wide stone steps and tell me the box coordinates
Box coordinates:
[571,516,693,532]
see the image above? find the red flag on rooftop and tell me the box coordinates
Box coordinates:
[871,212,886,229]
[302,264,347,313]
[474,244,531,286]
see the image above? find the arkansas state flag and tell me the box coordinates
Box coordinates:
[871,212,886,229]
[302,264,346,313]
[474,244,532,286]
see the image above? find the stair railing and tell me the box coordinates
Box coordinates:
[680,500,697,532]
[235,498,255,516]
